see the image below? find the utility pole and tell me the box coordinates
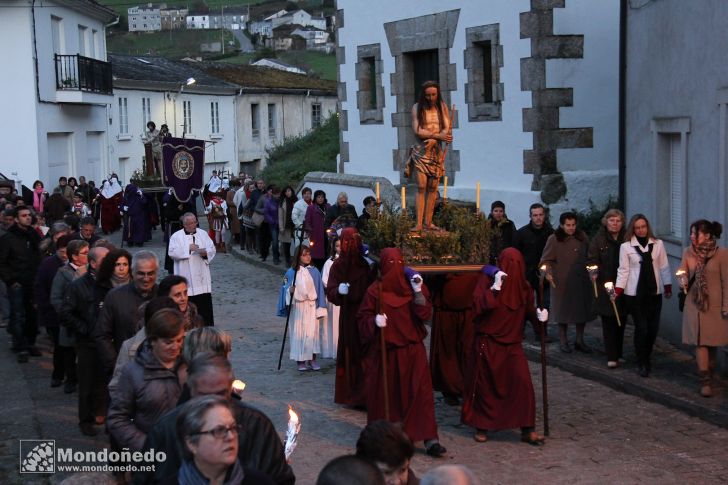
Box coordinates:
[221,4,225,55]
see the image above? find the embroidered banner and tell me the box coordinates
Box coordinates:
[162,137,205,202]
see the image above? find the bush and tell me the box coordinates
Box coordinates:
[261,114,338,188]
[573,197,622,238]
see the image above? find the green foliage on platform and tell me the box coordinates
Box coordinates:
[572,197,622,238]
[361,202,492,265]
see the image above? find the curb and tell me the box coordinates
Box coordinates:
[229,245,286,276]
[523,344,728,429]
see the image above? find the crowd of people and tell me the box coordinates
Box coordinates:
[1,167,725,483]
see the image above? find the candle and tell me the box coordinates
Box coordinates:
[603,282,621,327]
[475,182,480,211]
[375,182,380,204]
[284,406,301,461]
[232,379,246,396]
[586,265,599,298]
[541,264,556,289]
[401,186,406,210]
[676,270,688,293]
[443,176,448,201]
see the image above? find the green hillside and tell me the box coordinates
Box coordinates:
[107,29,239,58]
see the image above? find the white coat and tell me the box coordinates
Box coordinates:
[616,236,671,296]
[168,228,216,296]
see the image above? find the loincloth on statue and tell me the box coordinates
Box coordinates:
[407,140,445,179]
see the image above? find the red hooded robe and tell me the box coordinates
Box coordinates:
[356,247,438,442]
[461,248,539,431]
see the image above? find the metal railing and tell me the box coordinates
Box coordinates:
[54,54,113,95]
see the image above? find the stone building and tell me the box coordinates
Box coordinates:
[203,64,337,173]
[160,7,188,31]
[128,4,162,32]
[335,0,620,226]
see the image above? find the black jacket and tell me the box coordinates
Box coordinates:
[325,203,358,228]
[489,216,517,264]
[515,222,554,287]
[135,398,295,485]
[93,282,157,374]
[60,271,98,341]
[587,227,627,317]
[0,224,41,287]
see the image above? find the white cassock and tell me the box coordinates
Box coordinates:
[287,267,325,361]
[168,228,216,296]
[320,257,339,359]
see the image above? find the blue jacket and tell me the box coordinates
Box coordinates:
[277,266,326,317]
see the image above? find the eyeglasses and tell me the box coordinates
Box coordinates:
[192,423,243,440]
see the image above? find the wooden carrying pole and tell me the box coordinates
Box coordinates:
[537,274,550,437]
[277,229,306,371]
[377,279,390,421]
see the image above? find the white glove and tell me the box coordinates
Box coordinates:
[490,271,507,291]
[536,308,549,322]
[137,189,143,196]
[410,274,423,293]
[123,205,129,211]
[338,283,350,295]
[375,314,387,328]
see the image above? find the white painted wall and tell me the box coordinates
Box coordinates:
[236,92,337,169]
[112,89,238,181]
[549,0,619,174]
[0,0,112,188]
[337,0,620,227]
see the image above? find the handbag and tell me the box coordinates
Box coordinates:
[252,212,265,227]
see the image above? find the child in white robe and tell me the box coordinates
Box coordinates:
[320,238,340,359]
[277,245,327,371]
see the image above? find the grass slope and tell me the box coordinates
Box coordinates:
[107,29,239,58]
[262,114,338,188]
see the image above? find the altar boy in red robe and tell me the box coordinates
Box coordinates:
[357,247,447,457]
[461,247,547,445]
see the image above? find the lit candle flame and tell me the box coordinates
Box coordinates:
[232,380,246,394]
[284,405,301,462]
[604,282,614,291]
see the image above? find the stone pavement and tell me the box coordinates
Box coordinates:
[2,230,728,484]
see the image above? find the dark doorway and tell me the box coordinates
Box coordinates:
[410,49,439,104]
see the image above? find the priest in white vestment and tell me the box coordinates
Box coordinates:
[168,212,217,325]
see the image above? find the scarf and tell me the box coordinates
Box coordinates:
[178,459,244,485]
[111,273,130,288]
[692,239,717,312]
[33,188,45,213]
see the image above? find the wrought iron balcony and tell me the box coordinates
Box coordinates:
[54,54,113,95]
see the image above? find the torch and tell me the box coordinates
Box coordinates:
[284,406,301,462]
[586,265,599,298]
[603,282,622,327]
[232,379,246,398]
[676,269,688,294]
[540,264,556,289]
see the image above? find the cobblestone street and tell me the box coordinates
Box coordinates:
[2,231,728,484]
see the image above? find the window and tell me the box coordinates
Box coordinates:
[464,24,504,122]
[77,25,88,56]
[142,97,151,126]
[356,44,384,124]
[651,117,690,242]
[51,16,64,55]
[118,97,128,135]
[183,100,192,135]
[268,104,276,138]
[211,101,220,134]
[251,103,260,137]
[311,103,322,128]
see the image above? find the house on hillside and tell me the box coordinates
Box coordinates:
[160,7,188,31]
[110,55,239,181]
[267,24,306,51]
[209,7,249,31]
[128,3,163,32]
[336,0,620,226]
[0,0,116,187]
[292,26,331,51]
[272,10,326,31]
[202,64,337,172]
[624,0,728,351]
[186,14,210,30]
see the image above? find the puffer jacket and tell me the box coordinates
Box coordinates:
[107,342,182,451]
